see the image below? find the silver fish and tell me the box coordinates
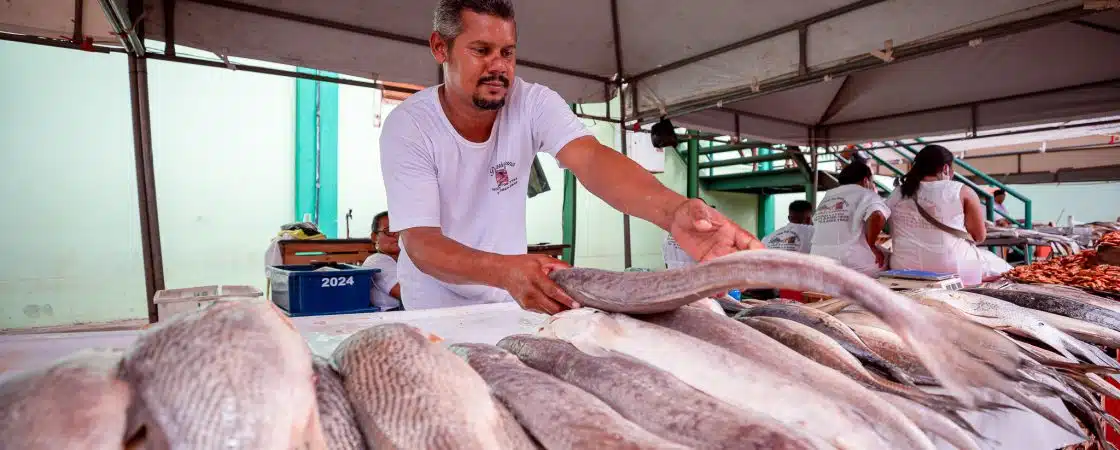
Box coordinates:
[843,324,939,386]
[122,299,326,449]
[497,334,820,450]
[1028,308,1120,348]
[906,289,1115,369]
[0,349,130,449]
[877,393,983,450]
[331,323,535,450]
[450,342,686,450]
[1005,283,1120,315]
[312,357,366,450]
[550,249,1026,406]
[963,287,1120,333]
[739,302,915,385]
[545,308,932,449]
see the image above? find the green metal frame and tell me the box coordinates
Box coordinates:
[701,169,807,191]
[561,169,577,264]
[758,194,774,238]
[686,133,700,198]
[294,68,339,237]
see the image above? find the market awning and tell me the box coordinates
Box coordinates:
[3,0,1118,144]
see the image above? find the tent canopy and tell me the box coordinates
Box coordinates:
[2,0,1119,145]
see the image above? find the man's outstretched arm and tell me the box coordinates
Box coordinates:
[556,136,763,261]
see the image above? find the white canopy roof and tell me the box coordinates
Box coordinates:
[3,0,1118,145]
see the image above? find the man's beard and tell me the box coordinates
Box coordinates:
[472,96,506,110]
[473,74,510,110]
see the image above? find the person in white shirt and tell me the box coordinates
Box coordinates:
[810,162,890,276]
[887,145,987,283]
[380,0,760,314]
[360,211,403,311]
[662,233,696,269]
[762,200,814,253]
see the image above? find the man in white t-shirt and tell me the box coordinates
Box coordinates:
[360,211,402,311]
[380,0,761,314]
[762,200,814,253]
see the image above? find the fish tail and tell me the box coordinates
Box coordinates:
[1002,386,1087,439]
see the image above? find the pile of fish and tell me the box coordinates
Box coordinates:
[3,250,1120,449]
[986,225,1084,256]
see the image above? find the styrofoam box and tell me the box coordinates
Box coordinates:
[153,285,263,322]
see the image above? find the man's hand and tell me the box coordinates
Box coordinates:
[669,199,763,262]
[497,254,580,315]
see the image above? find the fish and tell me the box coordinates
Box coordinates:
[1028,308,1120,348]
[877,393,983,450]
[963,287,1120,333]
[312,357,366,450]
[739,302,915,385]
[121,298,327,449]
[1006,283,1120,315]
[449,342,688,450]
[0,349,130,449]
[833,308,893,332]
[550,249,1027,406]
[805,298,852,315]
[497,334,820,450]
[740,316,974,413]
[544,307,935,449]
[906,289,1115,369]
[713,296,749,315]
[845,324,939,386]
[689,298,725,315]
[331,323,535,450]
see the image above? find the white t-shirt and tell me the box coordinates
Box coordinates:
[810,185,890,276]
[361,253,402,311]
[662,233,696,269]
[379,77,591,310]
[887,180,981,281]
[762,223,814,253]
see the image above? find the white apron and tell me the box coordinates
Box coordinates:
[887,180,982,283]
[810,185,890,276]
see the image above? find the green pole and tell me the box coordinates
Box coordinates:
[758,194,774,238]
[561,170,577,265]
[686,133,699,199]
[294,68,339,237]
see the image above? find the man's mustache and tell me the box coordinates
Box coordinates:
[478,75,510,87]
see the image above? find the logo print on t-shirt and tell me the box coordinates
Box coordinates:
[814,197,853,224]
[489,161,519,194]
[764,230,800,251]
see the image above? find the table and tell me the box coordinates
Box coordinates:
[528,243,570,259]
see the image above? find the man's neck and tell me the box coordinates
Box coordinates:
[439,86,498,143]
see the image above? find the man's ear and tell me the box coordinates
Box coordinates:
[430,32,449,65]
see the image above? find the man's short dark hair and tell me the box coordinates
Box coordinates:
[434,0,515,45]
[837,161,873,186]
[994,189,1006,196]
[789,200,813,215]
[372,211,389,233]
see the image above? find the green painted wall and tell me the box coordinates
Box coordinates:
[295,68,339,237]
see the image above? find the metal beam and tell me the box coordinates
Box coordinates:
[853,116,1120,152]
[97,0,144,54]
[964,165,1120,185]
[609,0,631,269]
[144,52,419,93]
[1072,19,1120,37]
[634,6,1093,124]
[698,152,789,169]
[128,54,165,323]
[182,0,610,83]
[0,32,114,53]
[698,141,772,155]
[73,0,85,43]
[628,0,888,82]
[163,0,176,56]
[701,169,808,191]
[715,106,808,128]
[817,75,852,124]
[829,77,1120,128]
[797,26,808,76]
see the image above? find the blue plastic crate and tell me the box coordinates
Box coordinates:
[268,263,380,317]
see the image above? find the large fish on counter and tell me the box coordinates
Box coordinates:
[0,349,130,449]
[497,334,822,450]
[121,298,327,449]
[332,323,535,450]
[543,307,935,449]
[738,302,914,385]
[963,287,1120,333]
[549,250,1028,405]
[312,357,366,449]
[451,342,688,450]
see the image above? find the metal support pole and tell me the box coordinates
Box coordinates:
[687,133,700,199]
[128,54,165,323]
[561,170,578,265]
[620,86,632,269]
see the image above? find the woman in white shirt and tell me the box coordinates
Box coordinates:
[886,145,987,283]
[810,162,890,276]
[361,211,403,311]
